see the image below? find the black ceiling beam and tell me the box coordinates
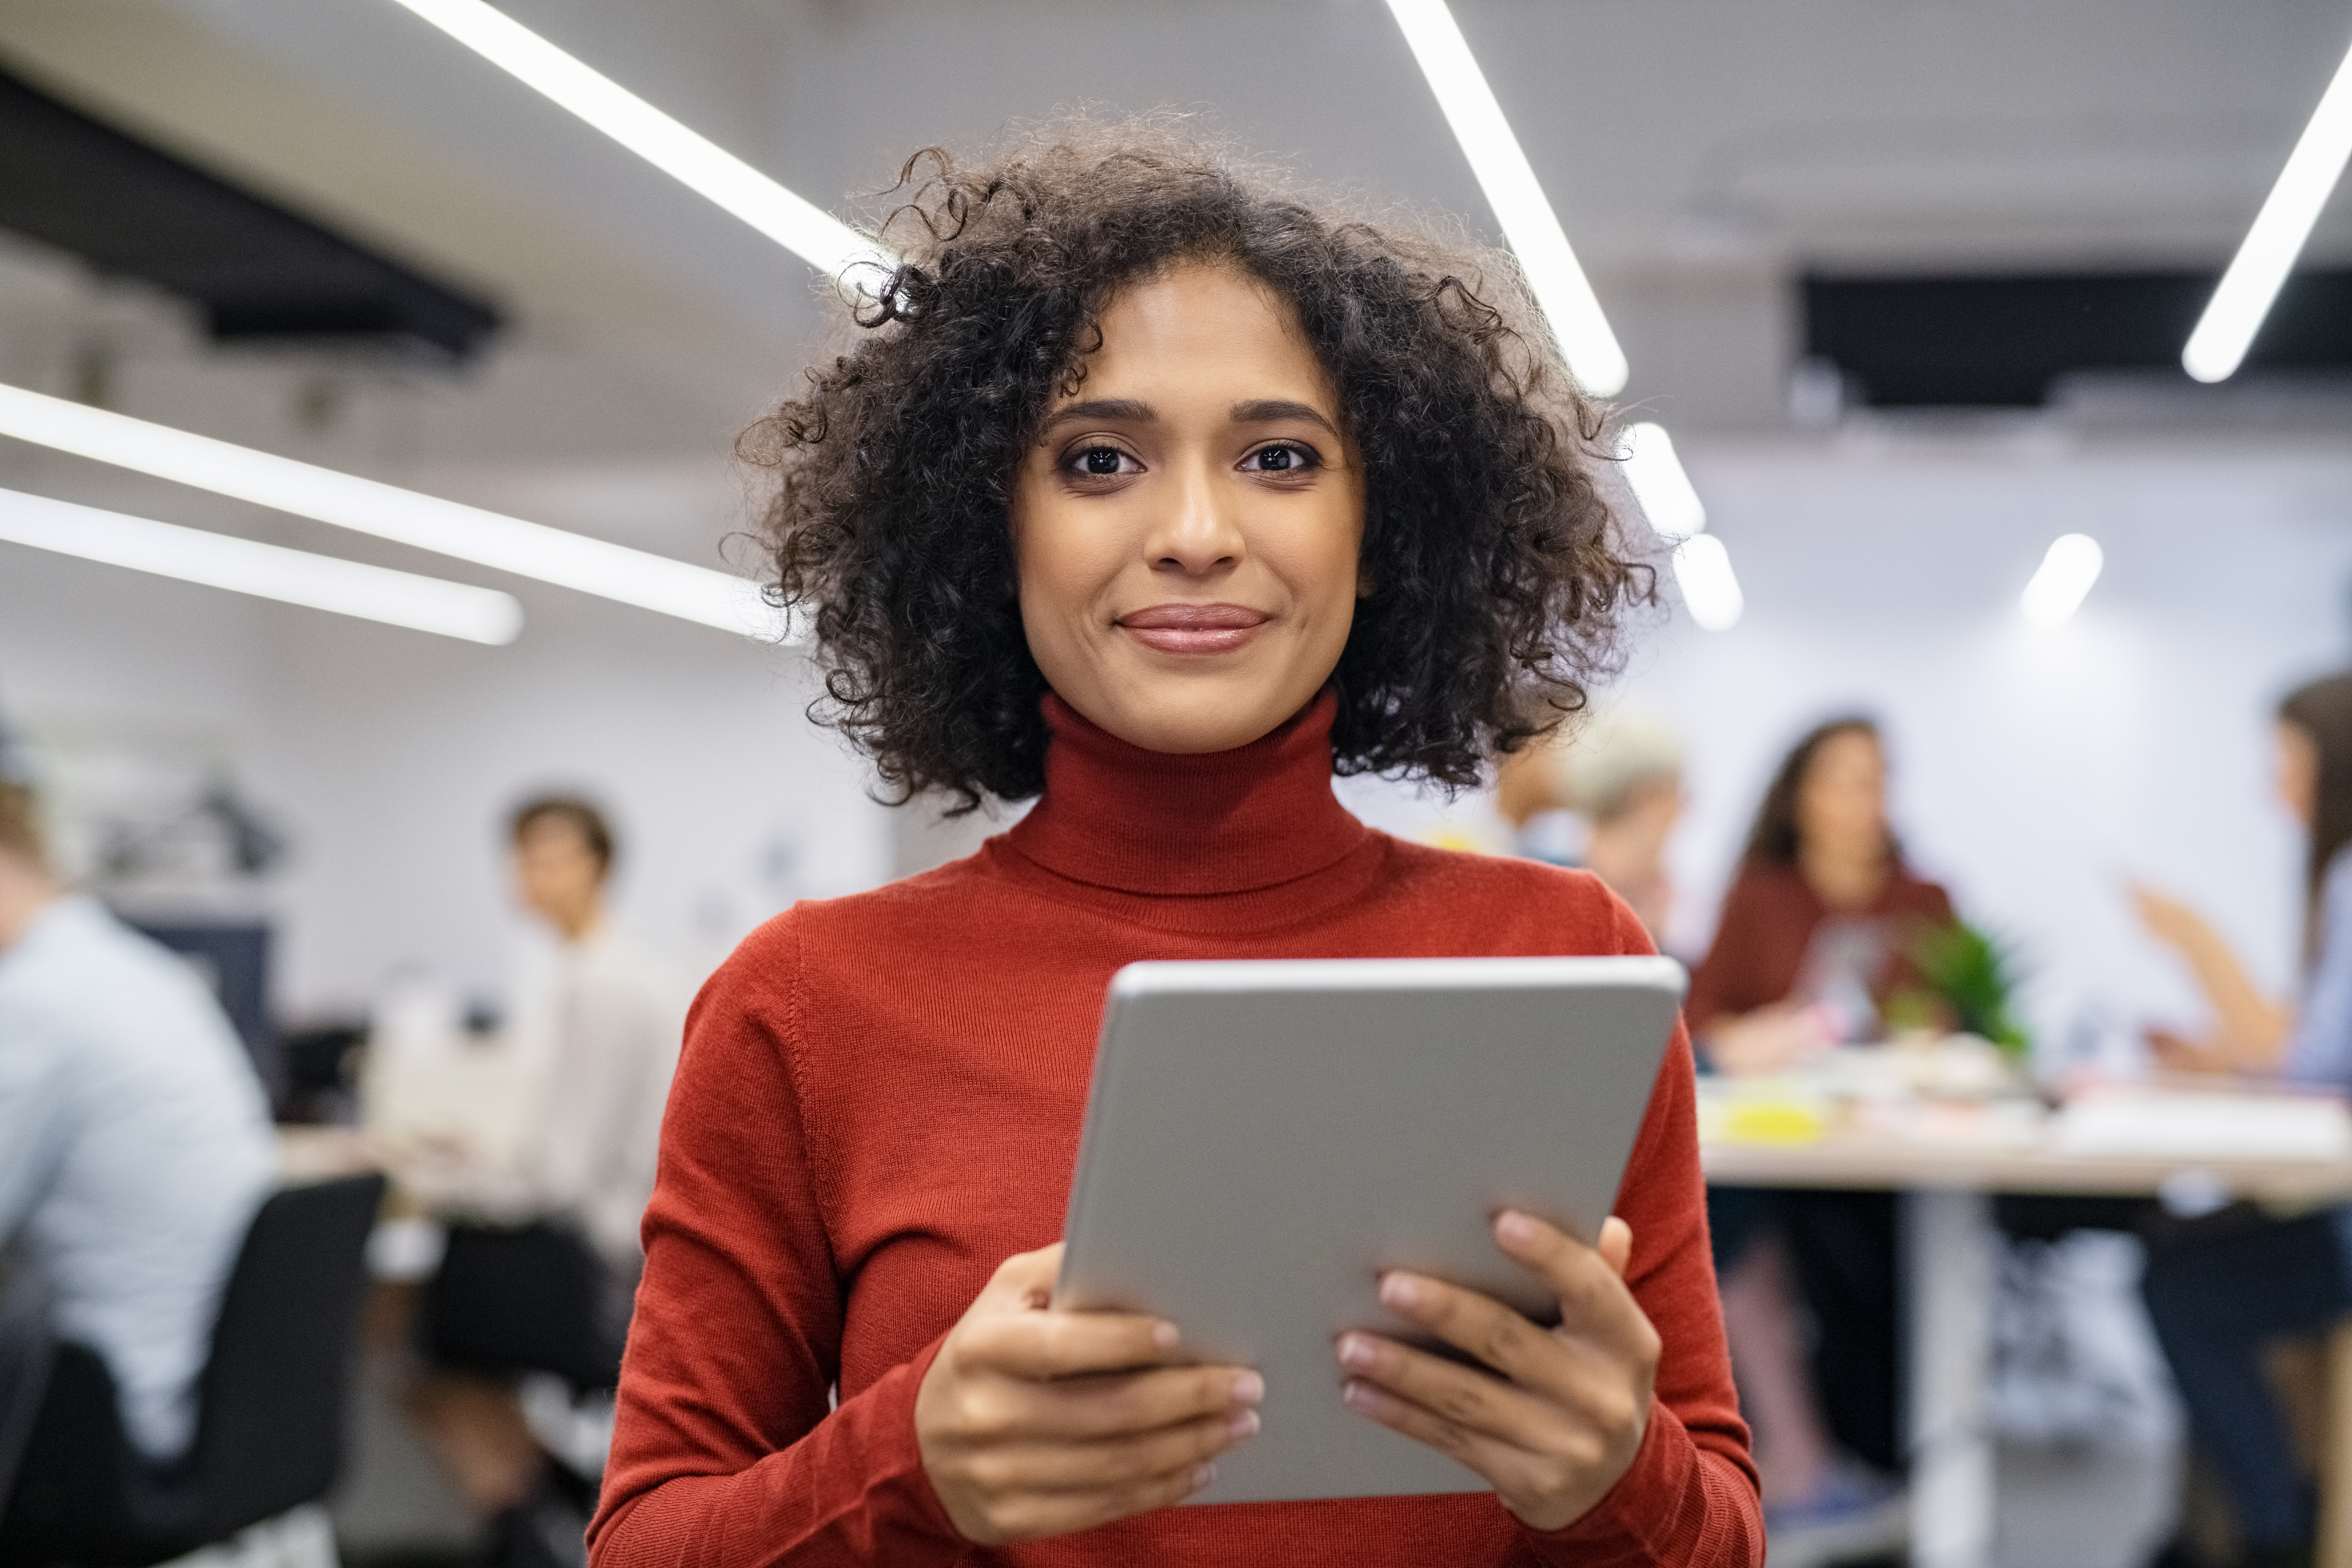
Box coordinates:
[1804,270,2352,408]
[0,63,500,361]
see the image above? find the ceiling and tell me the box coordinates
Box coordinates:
[0,0,2345,558]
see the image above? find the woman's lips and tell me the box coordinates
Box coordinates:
[1116,603,1270,656]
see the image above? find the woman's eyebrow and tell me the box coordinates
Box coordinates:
[1231,398,1339,436]
[1039,398,1155,434]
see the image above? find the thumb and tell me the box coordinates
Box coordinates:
[981,1242,1064,1311]
[1595,1217,1634,1279]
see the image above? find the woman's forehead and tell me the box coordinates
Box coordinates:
[1051,263,1336,417]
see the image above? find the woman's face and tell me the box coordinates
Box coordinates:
[1795,729,1888,862]
[1009,262,1366,755]
[2278,719,2319,829]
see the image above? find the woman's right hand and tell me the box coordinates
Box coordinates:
[2146,1026,2227,1075]
[2130,884,2219,959]
[915,1243,1265,1544]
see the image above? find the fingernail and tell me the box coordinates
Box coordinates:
[1336,1334,1374,1370]
[1228,1408,1261,1440]
[1342,1380,1376,1411]
[1190,1462,1217,1491]
[1231,1370,1265,1405]
[1378,1273,1419,1310]
[1152,1321,1180,1351]
[1496,1210,1537,1247]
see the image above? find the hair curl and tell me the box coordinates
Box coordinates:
[743,117,1652,811]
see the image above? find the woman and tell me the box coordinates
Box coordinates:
[588,122,1758,1566]
[1688,719,1955,1064]
[2131,673,2352,1567]
[1686,719,1955,1524]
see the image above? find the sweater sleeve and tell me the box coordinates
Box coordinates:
[2287,849,2352,1092]
[587,922,969,1567]
[1522,898,1763,1568]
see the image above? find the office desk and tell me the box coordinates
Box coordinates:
[1705,1119,2352,1568]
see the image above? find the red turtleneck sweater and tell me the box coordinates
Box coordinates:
[589,694,1759,1567]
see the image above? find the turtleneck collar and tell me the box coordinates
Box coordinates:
[1004,688,1370,898]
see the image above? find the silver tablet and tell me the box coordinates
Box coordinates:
[1053,955,1687,1505]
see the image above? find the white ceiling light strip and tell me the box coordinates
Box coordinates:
[1619,422,1706,544]
[1668,534,1745,634]
[2182,32,2352,383]
[0,488,523,644]
[384,0,891,283]
[1619,422,1742,632]
[2020,533,2104,627]
[0,382,778,638]
[1383,0,1628,397]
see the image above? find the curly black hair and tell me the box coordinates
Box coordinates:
[743,117,1652,811]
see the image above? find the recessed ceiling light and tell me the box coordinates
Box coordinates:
[2020,533,2104,626]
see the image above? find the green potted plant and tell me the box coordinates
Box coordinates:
[1886,920,2031,1060]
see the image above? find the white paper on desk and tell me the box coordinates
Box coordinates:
[2051,1090,2352,1161]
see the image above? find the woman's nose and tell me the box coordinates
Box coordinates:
[1145,458,1244,576]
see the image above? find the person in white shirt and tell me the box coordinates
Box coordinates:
[400,795,687,1566]
[0,779,276,1472]
[490,798,684,1274]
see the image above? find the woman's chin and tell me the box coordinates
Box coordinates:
[1080,684,1306,757]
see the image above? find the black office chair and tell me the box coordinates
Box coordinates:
[0,1172,386,1567]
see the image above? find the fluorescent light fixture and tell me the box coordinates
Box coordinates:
[2182,32,2352,383]
[1384,0,1628,396]
[0,488,522,644]
[1620,422,1706,544]
[385,0,890,285]
[0,381,782,639]
[2020,533,2104,627]
[1671,535,1743,632]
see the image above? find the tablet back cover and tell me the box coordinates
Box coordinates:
[1053,955,1686,1505]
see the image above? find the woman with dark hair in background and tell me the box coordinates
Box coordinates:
[2130,673,2352,1568]
[1686,718,1956,1539]
[588,120,1761,1565]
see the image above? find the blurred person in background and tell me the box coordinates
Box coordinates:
[2129,672,2352,1568]
[1686,718,1957,1539]
[1495,706,1685,942]
[399,796,687,1568]
[0,779,275,1493]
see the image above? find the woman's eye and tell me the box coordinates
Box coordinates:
[1242,443,1318,474]
[1067,446,1138,477]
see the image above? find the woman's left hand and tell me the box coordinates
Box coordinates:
[1334,1211,1659,1533]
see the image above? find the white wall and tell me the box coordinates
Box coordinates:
[0,460,893,1021]
[1367,430,2352,1053]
